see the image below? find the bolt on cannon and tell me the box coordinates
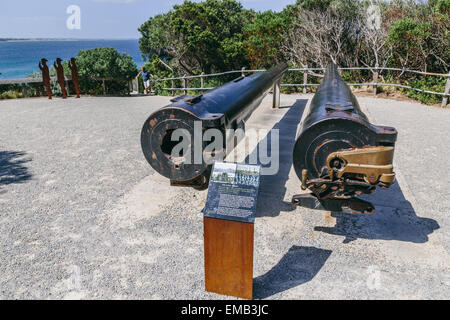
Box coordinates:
[291,63,397,214]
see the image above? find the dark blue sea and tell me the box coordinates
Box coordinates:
[0,39,145,79]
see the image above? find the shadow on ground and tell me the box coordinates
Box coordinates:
[253,246,332,299]
[314,182,440,243]
[0,151,32,188]
[247,99,307,217]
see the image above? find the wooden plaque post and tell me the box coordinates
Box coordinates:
[204,217,254,300]
[202,162,260,300]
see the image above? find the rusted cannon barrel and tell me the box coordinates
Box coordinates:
[292,63,397,213]
[141,62,288,189]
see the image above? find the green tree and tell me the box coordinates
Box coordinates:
[296,0,333,10]
[387,0,449,73]
[389,18,432,71]
[138,0,254,75]
[75,47,137,80]
[73,47,137,94]
[243,10,288,68]
[138,13,173,61]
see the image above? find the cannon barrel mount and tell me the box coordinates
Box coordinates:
[291,63,398,214]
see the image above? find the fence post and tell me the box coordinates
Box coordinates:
[171,79,175,96]
[441,73,450,107]
[102,79,106,96]
[272,79,281,109]
[303,71,307,94]
[22,83,27,98]
[183,75,187,95]
[201,72,205,89]
[132,78,136,93]
[65,79,70,96]
[241,67,246,77]
[373,70,379,96]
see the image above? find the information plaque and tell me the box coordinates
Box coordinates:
[203,161,260,300]
[204,162,261,223]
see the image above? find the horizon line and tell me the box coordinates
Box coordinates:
[0,37,140,41]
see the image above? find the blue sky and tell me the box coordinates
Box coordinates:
[0,0,297,39]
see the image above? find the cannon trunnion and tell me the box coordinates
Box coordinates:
[141,63,288,189]
[292,63,397,214]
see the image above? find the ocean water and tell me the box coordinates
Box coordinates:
[0,39,145,79]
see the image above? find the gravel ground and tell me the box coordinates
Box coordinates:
[0,94,448,299]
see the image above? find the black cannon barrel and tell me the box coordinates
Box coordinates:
[292,63,397,212]
[141,62,288,188]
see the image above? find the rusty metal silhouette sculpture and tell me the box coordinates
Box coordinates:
[68,57,80,98]
[54,58,67,99]
[38,58,52,99]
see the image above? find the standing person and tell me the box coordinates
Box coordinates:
[136,66,153,95]
[54,58,67,99]
[38,58,52,99]
[68,57,80,98]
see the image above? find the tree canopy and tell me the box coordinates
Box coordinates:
[75,47,137,80]
[139,0,253,74]
[138,0,449,76]
[65,47,137,95]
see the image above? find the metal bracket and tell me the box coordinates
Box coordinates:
[327,146,395,184]
[170,172,210,190]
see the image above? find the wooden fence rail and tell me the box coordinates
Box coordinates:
[153,67,450,107]
[0,76,135,96]
[1,67,449,106]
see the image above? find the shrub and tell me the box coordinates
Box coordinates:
[0,90,23,99]
[401,76,446,105]
[72,47,138,95]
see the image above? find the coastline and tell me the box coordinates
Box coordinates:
[1,38,139,42]
[0,39,145,79]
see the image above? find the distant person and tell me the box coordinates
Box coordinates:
[68,57,80,98]
[136,66,153,95]
[54,58,67,99]
[38,58,52,99]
